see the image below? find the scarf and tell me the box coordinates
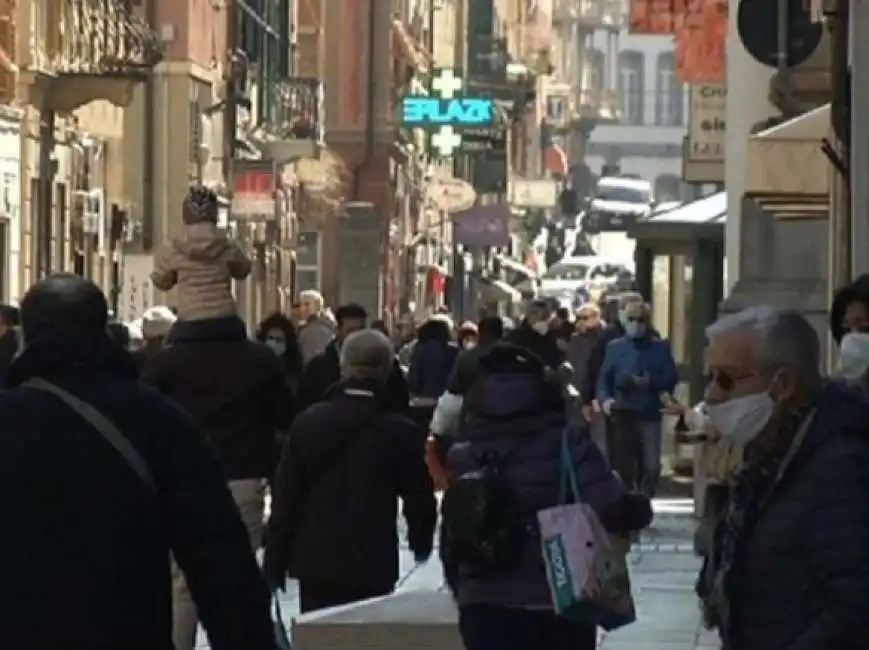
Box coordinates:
[698,399,817,648]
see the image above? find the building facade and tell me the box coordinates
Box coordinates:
[584,31,688,201]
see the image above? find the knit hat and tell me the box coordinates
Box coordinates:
[182,185,219,224]
[141,305,177,340]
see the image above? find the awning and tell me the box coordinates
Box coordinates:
[745,104,829,197]
[478,277,522,303]
[495,254,538,280]
[543,144,568,177]
[391,19,432,75]
[628,191,726,242]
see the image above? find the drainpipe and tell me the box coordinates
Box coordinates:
[351,0,377,200]
[142,0,157,251]
[36,108,55,279]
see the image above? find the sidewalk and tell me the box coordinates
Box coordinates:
[197,499,718,649]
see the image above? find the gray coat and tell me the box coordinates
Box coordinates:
[298,315,335,364]
[566,326,604,394]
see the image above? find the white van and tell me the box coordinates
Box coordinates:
[584,177,653,231]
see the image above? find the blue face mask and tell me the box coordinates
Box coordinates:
[624,321,646,338]
[265,337,286,356]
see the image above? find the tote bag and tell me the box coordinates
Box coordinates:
[537,426,636,631]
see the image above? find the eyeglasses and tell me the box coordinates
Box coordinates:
[706,369,756,392]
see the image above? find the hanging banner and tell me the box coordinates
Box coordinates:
[454,203,511,248]
[231,160,276,220]
[683,84,725,183]
[675,0,726,83]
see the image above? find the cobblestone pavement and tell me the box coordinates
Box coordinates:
[197,498,719,649]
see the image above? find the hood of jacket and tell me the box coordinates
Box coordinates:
[175,222,233,263]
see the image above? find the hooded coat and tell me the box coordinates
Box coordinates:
[151,222,251,321]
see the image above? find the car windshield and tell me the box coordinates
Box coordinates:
[595,185,650,204]
[543,263,590,281]
[588,264,628,281]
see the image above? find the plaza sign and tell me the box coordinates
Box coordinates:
[401,68,496,157]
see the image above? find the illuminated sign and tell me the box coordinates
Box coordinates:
[400,68,496,157]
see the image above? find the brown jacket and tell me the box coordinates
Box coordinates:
[151,223,251,321]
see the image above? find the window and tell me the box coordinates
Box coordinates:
[595,183,650,204]
[655,52,684,126]
[546,95,567,120]
[617,50,644,125]
[294,231,320,291]
[542,262,590,281]
[585,48,605,93]
[654,174,682,202]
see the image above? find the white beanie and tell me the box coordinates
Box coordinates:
[141,306,177,340]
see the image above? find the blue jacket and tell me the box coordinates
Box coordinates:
[408,339,459,399]
[596,334,677,421]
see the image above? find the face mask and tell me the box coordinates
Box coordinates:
[623,321,645,338]
[462,339,477,350]
[532,321,550,335]
[839,332,869,379]
[706,392,775,446]
[265,338,286,357]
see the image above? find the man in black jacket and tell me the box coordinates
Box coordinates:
[142,315,294,650]
[264,329,436,612]
[446,315,505,396]
[297,303,410,414]
[0,274,275,650]
[507,299,564,369]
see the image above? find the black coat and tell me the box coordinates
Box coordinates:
[723,381,869,650]
[0,332,274,650]
[506,324,564,369]
[580,321,625,404]
[0,328,18,387]
[142,317,295,481]
[296,341,411,414]
[264,379,437,591]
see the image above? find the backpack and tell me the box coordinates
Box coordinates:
[440,446,527,575]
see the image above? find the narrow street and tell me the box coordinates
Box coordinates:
[197,499,716,649]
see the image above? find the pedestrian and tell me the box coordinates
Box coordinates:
[567,302,606,451]
[596,300,677,496]
[0,303,19,387]
[264,329,437,613]
[442,342,652,650]
[150,185,252,322]
[696,306,869,649]
[130,305,177,373]
[297,303,410,414]
[830,273,869,386]
[551,306,575,344]
[507,299,564,369]
[457,320,478,349]
[0,274,275,649]
[256,312,304,396]
[443,316,506,399]
[394,312,417,365]
[371,319,390,336]
[580,291,646,420]
[141,309,295,650]
[297,289,336,363]
[407,316,459,423]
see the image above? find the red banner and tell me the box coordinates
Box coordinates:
[675,0,727,83]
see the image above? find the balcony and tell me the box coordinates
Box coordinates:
[545,88,620,133]
[248,76,325,161]
[24,0,163,112]
[553,0,625,30]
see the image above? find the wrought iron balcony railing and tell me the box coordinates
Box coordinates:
[29,0,163,78]
[553,0,625,29]
[261,76,324,143]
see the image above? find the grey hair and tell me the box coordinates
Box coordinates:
[706,306,821,383]
[339,329,395,384]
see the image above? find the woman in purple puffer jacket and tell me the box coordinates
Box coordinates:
[444,342,652,650]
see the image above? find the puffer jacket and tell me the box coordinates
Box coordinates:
[408,320,459,399]
[712,380,869,650]
[445,370,652,608]
[151,222,251,321]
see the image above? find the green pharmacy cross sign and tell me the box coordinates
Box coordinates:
[401,68,496,157]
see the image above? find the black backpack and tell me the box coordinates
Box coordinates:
[440,447,527,575]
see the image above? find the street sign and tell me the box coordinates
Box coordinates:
[508,178,558,208]
[454,203,511,248]
[231,160,275,220]
[423,177,477,212]
[400,68,497,159]
[737,0,821,68]
[686,84,726,163]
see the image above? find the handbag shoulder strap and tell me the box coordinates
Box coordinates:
[23,378,157,493]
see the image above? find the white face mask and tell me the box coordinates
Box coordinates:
[839,332,869,379]
[532,321,550,335]
[706,392,775,446]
